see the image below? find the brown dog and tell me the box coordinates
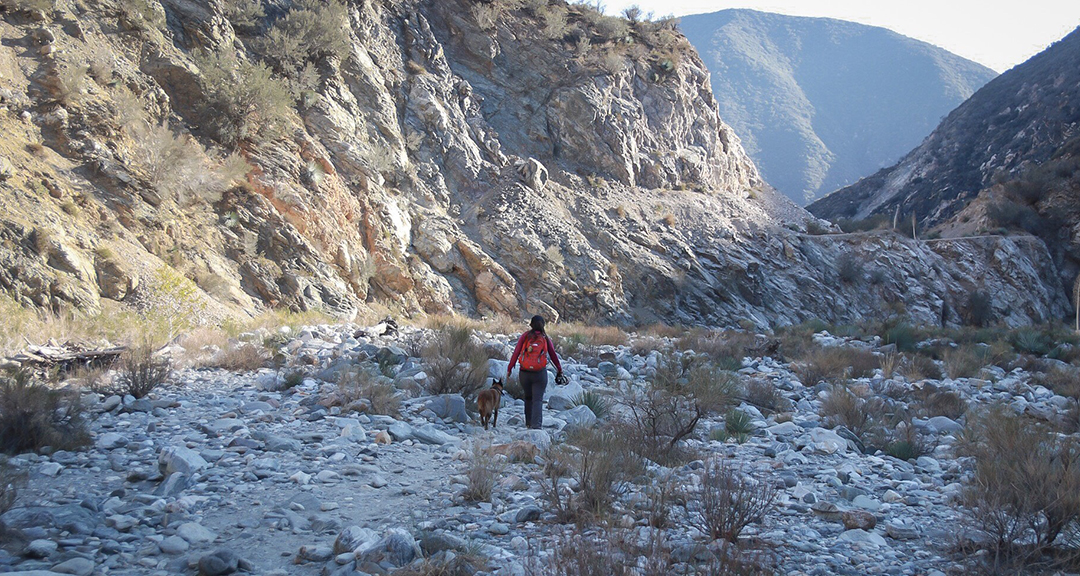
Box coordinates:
[477,379,504,430]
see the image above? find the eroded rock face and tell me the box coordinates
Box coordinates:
[0,0,1066,327]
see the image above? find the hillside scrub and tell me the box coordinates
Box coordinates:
[958,406,1080,571]
[0,370,89,455]
[422,324,490,398]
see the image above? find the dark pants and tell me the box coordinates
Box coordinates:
[520,369,547,429]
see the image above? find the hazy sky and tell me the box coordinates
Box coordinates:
[600,0,1080,72]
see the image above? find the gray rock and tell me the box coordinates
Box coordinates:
[159,535,189,554]
[95,432,125,450]
[556,405,597,431]
[513,429,551,452]
[387,421,414,441]
[159,446,209,476]
[412,424,457,445]
[355,528,421,567]
[39,462,62,477]
[297,545,334,562]
[488,522,509,535]
[837,529,888,547]
[177,522,217,544]
[334,526,377,555]
[514,506,542,523]
[155,472,191,497]
[885,519,920,540]
[263,435,302,452]
[425,395,469,423]
[198,549,240,576]
[101,395,122,411]
[546,394,575,411]
[50,557,94,576]
[926,416,963,434]
[24,539,58,558]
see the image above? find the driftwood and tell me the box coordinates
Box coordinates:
[5,342,127,374]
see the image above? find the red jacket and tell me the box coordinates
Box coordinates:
[507,330,562,375]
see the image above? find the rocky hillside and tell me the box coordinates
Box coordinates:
[809,26,1080,227]
[681,9,995,205]
[0,0,1068,328]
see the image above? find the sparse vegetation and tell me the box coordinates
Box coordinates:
[422,324,490,398]
[462,442,503,503]
[332,368,400,416]
[0,370,89,455]
[793,346,878,385]
[957,406,1080,571]
[116,344,172,398]
[689,458,778,542]
[0,458,25,514]
[195,49,294,145]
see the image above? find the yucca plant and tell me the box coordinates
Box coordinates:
[572,390,612,419]
[724,409,755,443]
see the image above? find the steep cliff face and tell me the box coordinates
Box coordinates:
[0,0,1068,328]
[681,9,996,205]
[809,26,1080,227]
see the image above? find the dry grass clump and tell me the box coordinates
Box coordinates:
[1037,366,1080,399]
[819,383,880,438]
[675,328,757,367]
[898,353,943,381]
[942,345,988,379]
[541,428,643,522]
[331,368,400,416]
[744,378,792,414]
[394,547,490,576]
[525,524,774,576]
[957,406,1080,571]
[116,344,172,398]
[549,323,629,347]
[462,442,504,503]
[689,459,778,543]
[0,370,89,454]
[422,324,489,399]
[0,458,26,515]
[794,346,878,386]
[212,342,268,372]
[912,385,968,420]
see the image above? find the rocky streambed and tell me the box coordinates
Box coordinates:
[0,322,1069,575]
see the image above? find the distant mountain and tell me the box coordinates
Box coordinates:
[809,26,1080,297]
[681,9,997,205]
[809,26,1080,228]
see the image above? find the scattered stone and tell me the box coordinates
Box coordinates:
[159,446,209,476]
[198,549,240,576]
[177,522,217,544]
[50,557,95,576]
[24,539,58,558]
[842,510,877,530]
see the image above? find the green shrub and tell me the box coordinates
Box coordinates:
[0,370,89,455]
[882,323,918,352]
[334,368,400,416]
[222,0,264,28]
[724,408,754,438]
[963,290,994,327]
[1011,329,1055,356]
[117,0,164,31]
[744,378,792,414]
[195,49,294,145]
[262,0,349,92]
[837,253,864,283]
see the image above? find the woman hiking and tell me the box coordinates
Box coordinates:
[507,315,564,430]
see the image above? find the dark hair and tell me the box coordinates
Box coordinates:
[530,315,546,333]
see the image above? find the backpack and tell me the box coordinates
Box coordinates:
[519,331,548,371]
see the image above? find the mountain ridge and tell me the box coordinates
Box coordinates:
[681,8,996,204]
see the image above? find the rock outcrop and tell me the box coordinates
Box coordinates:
[0,0,1067,327]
